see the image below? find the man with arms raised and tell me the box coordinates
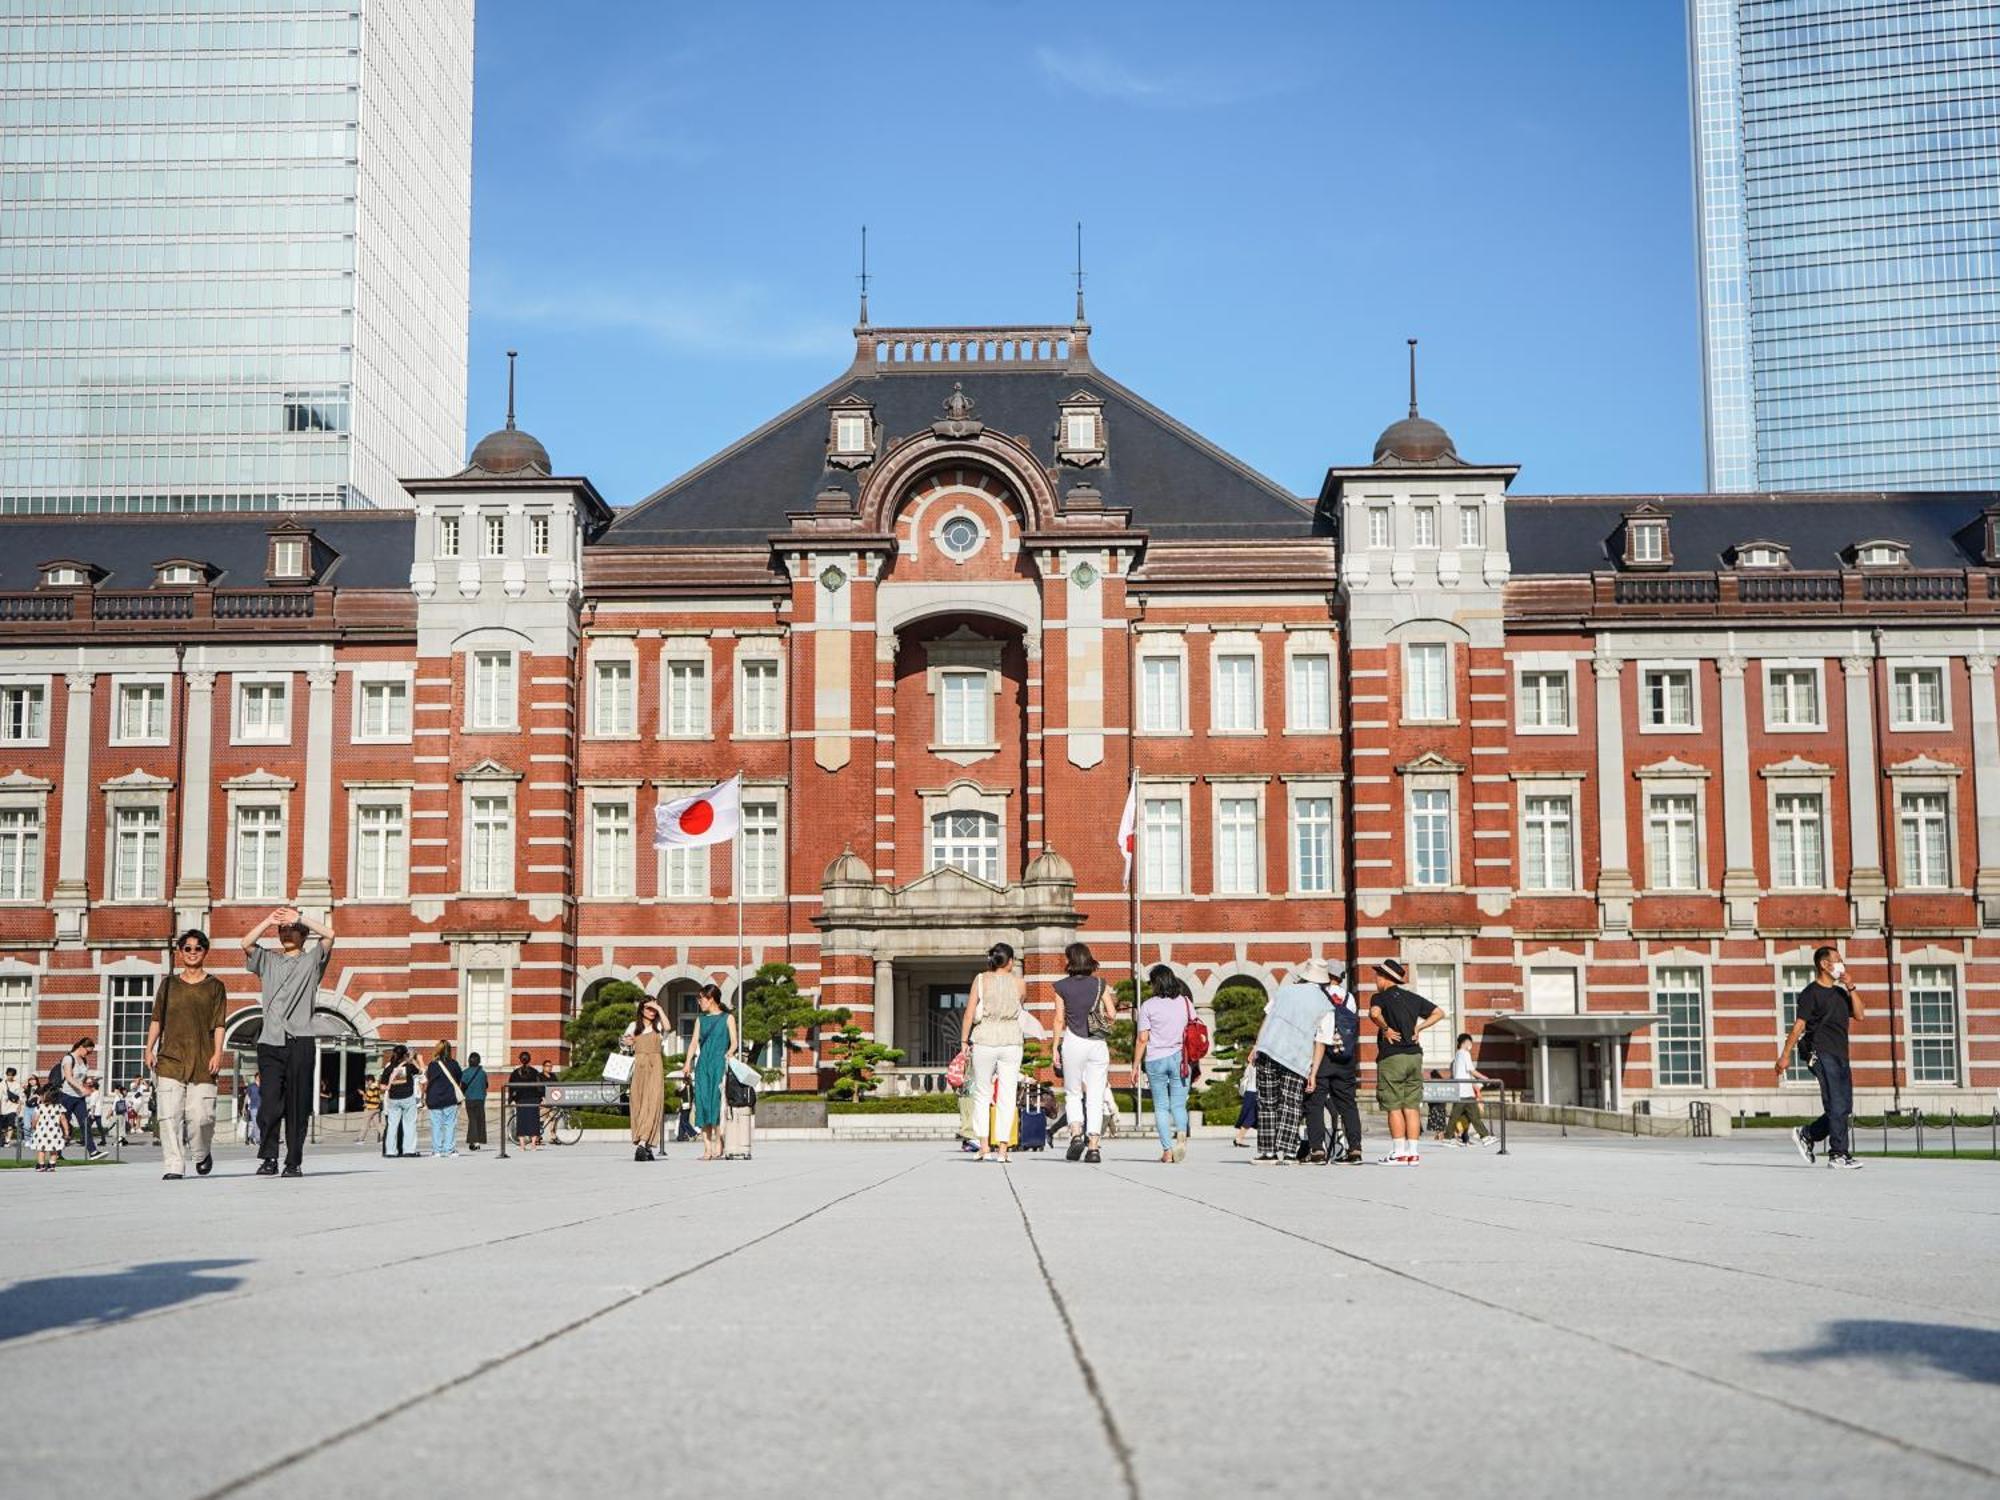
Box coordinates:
[242,905,334,1178]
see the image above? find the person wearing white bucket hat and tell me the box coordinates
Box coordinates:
[1247,959,1335,1163]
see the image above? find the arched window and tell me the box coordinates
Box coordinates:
[930,810,1001,882]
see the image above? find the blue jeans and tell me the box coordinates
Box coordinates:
[1143,1053,1189,1152]
[1803,1054,1852,1159]
[384,1095,419,1155]
[428,1104,459,1156]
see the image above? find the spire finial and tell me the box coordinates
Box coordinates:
[1406,337,1419,419]
[505,348,518,431]
[1074,221,1087,323]
[857,225,870,327]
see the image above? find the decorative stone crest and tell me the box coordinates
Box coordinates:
[931,382,984,439]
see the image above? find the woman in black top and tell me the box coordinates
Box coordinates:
[424,1040,467,1158]
[508,1050,543,1150]
[1052,941,1113,1164]
[380,1045,421,1158]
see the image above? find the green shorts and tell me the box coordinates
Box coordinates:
[1376,1052,1423,1112]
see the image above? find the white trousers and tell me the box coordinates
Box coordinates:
[1060,1034,1110,1138]
[969,1043,1022,1148]
[155,1076,217,1177]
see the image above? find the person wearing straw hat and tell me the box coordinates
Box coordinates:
[1247,960,1334,1164]
[1368,958,1442,1165]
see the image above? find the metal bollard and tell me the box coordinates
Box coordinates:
[1495,1084,1509,1156]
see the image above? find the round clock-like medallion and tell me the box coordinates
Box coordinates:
[940,515,981,558]
[1071,560,1099,588]
[818,564,846,593]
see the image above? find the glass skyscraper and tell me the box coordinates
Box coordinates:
[0,0,473,513]
[1688,0,2000,492]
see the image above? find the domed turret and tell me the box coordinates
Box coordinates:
[1023,846,1076,885]
[1371,337,1463,468]
[822,846,873,888]
[463,349,552,476]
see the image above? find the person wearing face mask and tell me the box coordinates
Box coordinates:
[1776,945,1865,1170]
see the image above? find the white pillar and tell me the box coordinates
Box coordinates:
[1968,653,2000,924]
[173,669,216,928]
[874,958,895,1051]
[1718,654,1758,930]
[295,665,338,917]
[52,670,95,941]
[1842,655,1885,931]
[1592,654,1633,929]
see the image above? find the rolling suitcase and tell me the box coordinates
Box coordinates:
[1019,1106,1049,1152]
[721,1102,754,1160]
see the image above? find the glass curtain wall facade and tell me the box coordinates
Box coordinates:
[1688,0,2000,492]
[0,0,472,514]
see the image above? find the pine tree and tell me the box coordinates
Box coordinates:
[825,1022,904,1101]
[738,962,848,1083]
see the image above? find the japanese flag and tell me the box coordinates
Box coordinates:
[1117,776,1137,889]
[654,774,740,848]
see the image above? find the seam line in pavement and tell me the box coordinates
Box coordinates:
[1004,1167,1142,1500]
[1103,1168,2000,1486]
[191,1159,926,1500]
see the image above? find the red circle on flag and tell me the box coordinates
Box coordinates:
[678,799,715,836]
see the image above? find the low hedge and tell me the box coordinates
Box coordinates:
[1739,1112,1995,1130]
[756,1091,959,1115]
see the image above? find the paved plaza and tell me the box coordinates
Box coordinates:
[4,1130,1997,1499]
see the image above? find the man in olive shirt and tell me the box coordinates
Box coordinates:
[1776,944,1864,1170]
[242,905,334,1178]
[146,928,228,1180]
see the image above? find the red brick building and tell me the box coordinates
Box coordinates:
[2,316,1995,1113]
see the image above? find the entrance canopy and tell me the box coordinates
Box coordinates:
[1489,1014,1656,1042]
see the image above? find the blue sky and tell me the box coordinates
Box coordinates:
[468,0,1698,506]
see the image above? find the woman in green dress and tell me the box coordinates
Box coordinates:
[681,983,736,1161]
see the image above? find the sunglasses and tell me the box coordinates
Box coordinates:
[178,942,208,953]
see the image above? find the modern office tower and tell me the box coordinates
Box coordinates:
[1688,0,2000,492]
[0,1,474,513]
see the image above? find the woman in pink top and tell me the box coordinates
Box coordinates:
[1133,965,1196,1163]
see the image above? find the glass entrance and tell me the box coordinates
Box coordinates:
[920,985,968,1066]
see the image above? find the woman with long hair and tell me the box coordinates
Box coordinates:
[1134,964,1196,1163]
[958,942,1026,1163]
[380,1044,420,1158]
[622,995,669,1162]
[681,983,736,1161]
[1052,941,1112,1164]
[424,1040,466,1158]
[508,1050,543,1149]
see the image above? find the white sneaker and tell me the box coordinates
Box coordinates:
[1791,1126,1815,1165]
[1375,1153,1405,1165]
[1831,1155,1864,1170]
[1472,1134,1493,1147]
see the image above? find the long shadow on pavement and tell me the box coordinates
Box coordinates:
[0,1259,249,1342]
[1765,1320,2000,1386]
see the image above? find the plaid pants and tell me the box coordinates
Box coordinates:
[1255,1057,1305,1157]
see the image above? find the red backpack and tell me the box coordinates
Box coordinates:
[1180,999,1211,1079]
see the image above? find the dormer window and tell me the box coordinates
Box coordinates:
[1851,539,1909,569]
[1730,541,1789,570]
[1058,391,1106,466]
[40,563,89,588]
[827,395,875,468]
[835,414,868,451]
[1983,505,2000,565]
[266,520,314,582]
[155,559,206,587]
[1620,504,1673,570]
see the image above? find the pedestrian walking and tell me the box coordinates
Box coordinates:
[29,1079,67,1169]
[1303,960,1364,1164]
[1232,1060,1259,1149]
[1368,958,1443,1164]
[1135,964,1196,1164]
[1448,1034,1497,1146]
[356,1073,384,1146]
[958,942,1025,1164]
[1776,945,1865,1170]
[424,1041,466,1157]
[509,1051,543,1149]
[681,983,736,1161]
[381,1045,421,1157]
[461,1052,489,1150]
[1247,962,1333,1163]
[0,1066,19,1146]
[622,997,669,1162]
[145,928,227,1180]
[241,905,334,1178]
[1052,941,1112,1164]
[54,1037,104,1159]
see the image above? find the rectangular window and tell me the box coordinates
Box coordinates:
[1458,504,1483,548]
[116,682,167,741]
[1643,667,1695,728]
[1907,965,1960,1085]
[930,811,1003,883]
[1212,654,1257,732]
[469,651,515,730]
[233,804,284,902]
[437,513,460,559]
[666,659,709,738]
[1631,523,1664,564]
[1405,643,1448,722]
[738,658,781,736]
[939,669,991,745]
[590,801,633,899]
[1654,967,1706,1087]
[593,660,634,737]
[483,512,506,558]
[107,975,153,1091]
[0,685,45,742]
[741,800,781,898]
[112,805,163,901]
[357,680,409,741]
[529,513,551,557]
[1765,667,1821,728]
[1140,656,1184,733]
[1414,963,1458,1069]
[463,970,510,1071]
[1367,506,1391,549]
[354,803,408,900]
[1412,505,1437,548]
[0,974,33,1085]
[1522,794,1575,891]
[1215,796,1259,895]
[662,844,708,900]
[271,538,306,578]
[1898,791,1950,888]
[1518,669,1571,729]
[836,413,869,452]
[1292,795,1334,894]
[238,679,288,741]
[1141,798,1185,896]
[0,807,42,901]
[467,794,512,894]
[1891,666,1945,728]
[1064,411,1096,450]
[1777,965,1815,1085]
[1288,653,1332,732]
[1410,788,1452,888]
[1647,793,1699,890]
[1771,792,1825,889]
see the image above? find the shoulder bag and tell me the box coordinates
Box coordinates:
[1085,979,1113,1041]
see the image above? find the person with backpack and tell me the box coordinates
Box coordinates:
[1134,965,1208,1163]
[1776,944,1864,1170]
[1304,960,1363,1164]
[1052,941,1113,1164]
[1248,962,1334,1164]
[145,928,227,1180]
[380,1045,422,1157]
[53,1037,104,1160]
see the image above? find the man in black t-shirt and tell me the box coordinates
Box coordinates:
[1775,944,1865,1169]
[1368,959,1442,1164]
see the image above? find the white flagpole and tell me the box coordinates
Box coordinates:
[1131,767,1144,1136]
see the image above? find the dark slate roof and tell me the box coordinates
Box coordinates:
[602,362,1315,546]
[1505,492,1999,574]
[0,511,415,591]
